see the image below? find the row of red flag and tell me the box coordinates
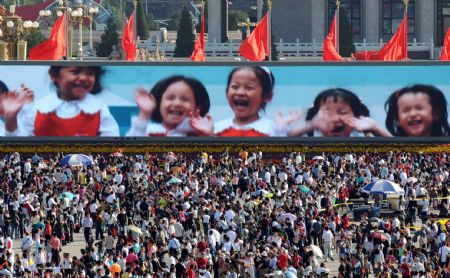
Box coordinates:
[29,11,450,61]
[29,11,137,60]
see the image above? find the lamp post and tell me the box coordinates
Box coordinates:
[87,5,99,51]
[237,18,255,40]
[41,0,100,60]
[0,5,39,60]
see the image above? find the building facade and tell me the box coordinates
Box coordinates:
[271,0,446,46]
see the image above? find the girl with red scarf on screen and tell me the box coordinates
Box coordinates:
[2,66,119,136]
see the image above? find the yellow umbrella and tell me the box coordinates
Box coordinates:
[126,225,143,235]
[435,218,450,231]
[171,166,182,174]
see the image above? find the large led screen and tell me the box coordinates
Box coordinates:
[0,63,449,138]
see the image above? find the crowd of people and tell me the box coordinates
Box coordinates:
[0,148,449,277]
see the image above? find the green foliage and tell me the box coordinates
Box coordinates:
[174,6,195,58]
[228,10,248,31]
[147,13,157,31]
[167,11,181,31]
[338,7,355,57]
[136,0,149,40]
[24,30,46,53]
[97,16,119,57]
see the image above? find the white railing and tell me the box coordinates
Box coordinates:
[138,37,435,59]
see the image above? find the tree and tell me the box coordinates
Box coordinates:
[167,11,181,31]
[262,0,278,60]
[228,10,247,31]
[174,6,195,57]
[97,16,119,57]
[147,13,157,31]
[338,7,356,57]
[24,30,46,53]
[136,0,149,40]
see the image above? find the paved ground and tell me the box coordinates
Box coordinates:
[12,231,345,276]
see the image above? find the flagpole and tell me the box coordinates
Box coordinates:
[133,0,137,42]
[335,0,340,55]
[404,0,408,60]
[268,0,272,61]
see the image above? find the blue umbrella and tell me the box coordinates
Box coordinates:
[60,154,94,167]
[58,192,75,200]
[299,185,310,193]
[362,179,404,194]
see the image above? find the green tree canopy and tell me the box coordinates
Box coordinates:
[136,0,149,40]
[97,16,119,57]
[173,6,195,57]
[338,7,356,57]
[228,10,248,31]
[167,11,181,31]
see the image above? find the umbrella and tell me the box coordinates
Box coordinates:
[110,151,123,157]
[362,179,404,195]
[252,189,271,197]
[170,166,182,174]
[406,177,418,184]
[304,245,323,258]
[312,156,325,160]
[277,213,297,222]
[371,232,387,241]
[167,177,182,185]
[60,154,94,167]
[126,225,143,235]
[58,192,75,200]
[245,201,259,208]
[299,185,310,193]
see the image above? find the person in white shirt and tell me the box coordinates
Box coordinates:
[322,226,334,262]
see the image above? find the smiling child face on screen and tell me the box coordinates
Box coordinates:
[159,81,197,129]
[50,67,98,101]
[226,67,273,126]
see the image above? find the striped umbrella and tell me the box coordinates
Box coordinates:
[362,179,404,194]
[60,154,94,167]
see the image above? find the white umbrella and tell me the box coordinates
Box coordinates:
[312,156,325,160]
[305,245,323,258]
[277,213,297,222]
[362,179,404,195]
[167,177,182,185]
[407,177,418,184]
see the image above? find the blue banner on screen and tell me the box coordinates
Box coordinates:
[0,64,449,137]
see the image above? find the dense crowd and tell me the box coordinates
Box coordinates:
[0,149,449,277]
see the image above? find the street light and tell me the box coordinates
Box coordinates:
[87,5,99,51]
[0,5,39,60]
[237,18,255,40]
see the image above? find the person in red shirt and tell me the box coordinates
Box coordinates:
[197,252,208,270]
[187,264,196,278]
[399,258,411,278]
[342,213,350,230]
[125,249,138,267]
[276,248,290,270]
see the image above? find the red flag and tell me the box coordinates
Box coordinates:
[441,27,450,60]
[323,14,343,61]
[354,50,379,61]
[376,14,408,61]
[29,13,66,60]
[122,11,136,61]
[191,5,205,61]
[239,14,268,61]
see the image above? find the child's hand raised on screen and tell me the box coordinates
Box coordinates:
[189,109,214,136]
[1,91,30,117]
[342,116,377,133]
[134,88,156,120]
[275,111,302,127]
[342,116,392,137]
[19,83,34,104]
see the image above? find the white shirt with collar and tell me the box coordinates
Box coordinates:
[11,93,119,136]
